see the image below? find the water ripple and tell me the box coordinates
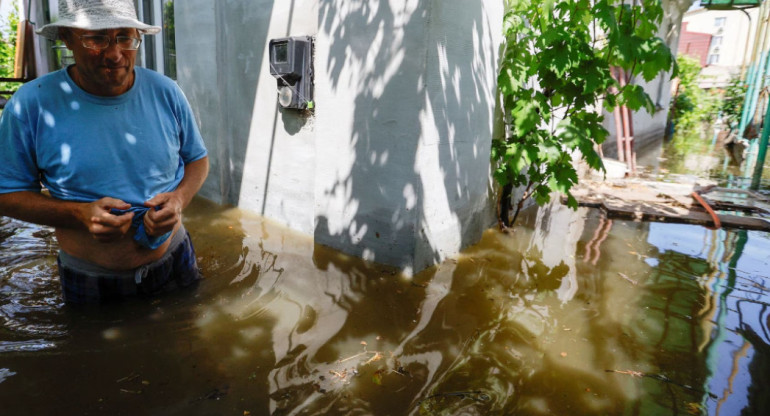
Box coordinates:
[0,218,65,342]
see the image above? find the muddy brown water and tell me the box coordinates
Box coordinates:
[2,139,770,415]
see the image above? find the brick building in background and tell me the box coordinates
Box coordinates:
[678,21,712,66]
[679,6,759,88]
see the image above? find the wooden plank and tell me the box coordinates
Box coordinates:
[570,180,770,232]
[596,200,770,231]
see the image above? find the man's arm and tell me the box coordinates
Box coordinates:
[142,156,210,236]
[0,192,135,242]
[173,156,210,208]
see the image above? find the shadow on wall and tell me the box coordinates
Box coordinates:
[314,0,499,273]
[177,0,274,206]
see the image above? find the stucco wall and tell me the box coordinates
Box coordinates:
[177,0,503,274]
[237,1,318,234]
[314,0,502,273]
[177,0,317,235]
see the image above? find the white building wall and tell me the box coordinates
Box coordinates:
[239,1,318,235]
[314,0,502,272]
[177,0,503,273]
[683,6,759,88]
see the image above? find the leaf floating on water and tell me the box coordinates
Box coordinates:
[372,370,384,385]
[686,402,705,415]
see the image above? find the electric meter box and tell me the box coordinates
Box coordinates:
[269,36,314,110]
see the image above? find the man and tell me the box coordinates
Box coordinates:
[0,0,209,303]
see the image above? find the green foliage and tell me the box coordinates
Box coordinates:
[720,76,747,131]
[669,54,721,132]
[494,0,674,227]
[0,2,20,93]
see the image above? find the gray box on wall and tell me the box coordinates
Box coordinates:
[269,36,314,110]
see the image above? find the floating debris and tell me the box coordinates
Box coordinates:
[606,369,717,399]
[617,272,639,286]
[116,373,140,383]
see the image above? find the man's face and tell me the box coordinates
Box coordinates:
[62,28,139,96]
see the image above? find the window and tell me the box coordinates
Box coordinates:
[137,0,176,80]
[708,34,722,65]
[714,17,726,27]
[43,0,74,70]
[162,1,176,79]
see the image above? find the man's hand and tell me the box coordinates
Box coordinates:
[143,192,183,237]
[82,197,135,242]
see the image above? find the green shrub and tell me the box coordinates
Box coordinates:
[669,54,722,133]
[0,3,20,94]
[494,0,674,228]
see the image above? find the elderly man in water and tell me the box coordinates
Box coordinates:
[0,0,209,303]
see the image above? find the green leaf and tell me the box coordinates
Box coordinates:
[639,37,674,82]
[622,84,654,113]
[534,185,552,205]
[593,1,617,34]
[512,100,540,135]
[498,68,516,96]
[565,194,578,210]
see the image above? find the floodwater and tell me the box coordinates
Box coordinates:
[2,136,770,415]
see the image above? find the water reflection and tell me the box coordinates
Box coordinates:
[1,193,769,414]
[638,128,770,189]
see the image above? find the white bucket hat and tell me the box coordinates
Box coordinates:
[36,0,161,40]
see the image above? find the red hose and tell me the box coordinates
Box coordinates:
[692,192,721,229]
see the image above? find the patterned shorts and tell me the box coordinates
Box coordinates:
[57,226,201,304]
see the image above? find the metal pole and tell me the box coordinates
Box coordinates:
[738,62,757,137]
[751,98,770,189]
[743,49,770,180]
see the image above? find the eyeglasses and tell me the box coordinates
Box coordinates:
[78,34,142,51]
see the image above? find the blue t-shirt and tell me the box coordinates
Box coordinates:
[0,66,207,206]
